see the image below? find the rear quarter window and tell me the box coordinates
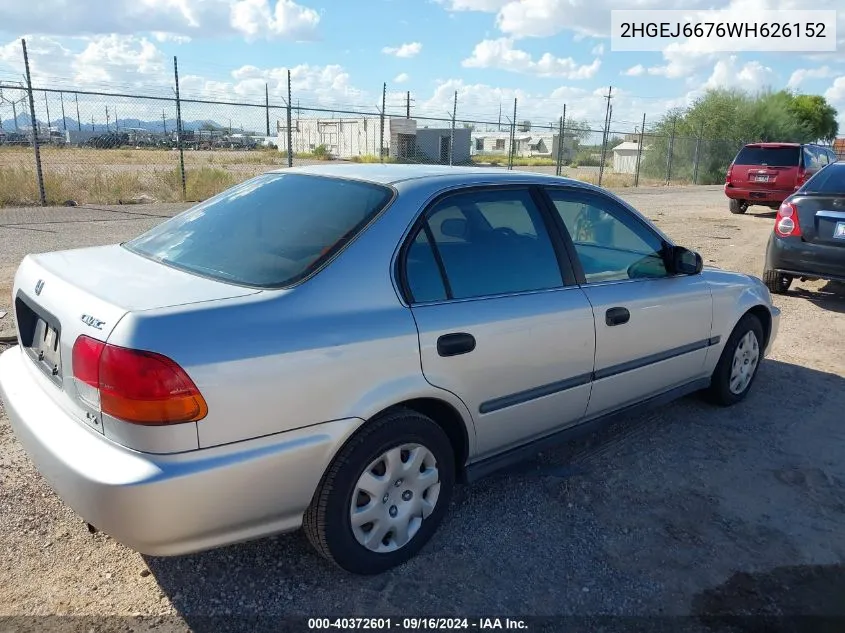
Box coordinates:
[800,163,845,195]
[734,146,800,167]
[124,173,394,288]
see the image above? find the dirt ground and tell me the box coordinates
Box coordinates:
[0,184,843,631]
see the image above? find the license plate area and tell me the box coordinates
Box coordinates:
[15,293,63,385]
[752,174,772,183]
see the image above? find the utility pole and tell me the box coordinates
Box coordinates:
[634,112,646,187]
[598,86,613,186]
[105,106,110,132]
[498,102,502,132]
[556,104,566,176]
[91,114,94,131]
[12,101,18,131]
[75,93,81,131]
[44,91,51,129]
[286,69,293,167]
[173,55,187,199]
[162,110,167,134]
[508,97,517,170]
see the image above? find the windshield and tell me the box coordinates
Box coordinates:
[124,173,394,288]
[734,146,800,167]
[800,163,845,195]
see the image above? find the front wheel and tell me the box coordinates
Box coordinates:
[706,314,764,406]
[729,199,748,214]
[763,269,792,294]
[303,408,455,574]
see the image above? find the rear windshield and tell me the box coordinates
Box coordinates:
[124,173,394,288]
[734,146,800,167]
[800,163,845,195]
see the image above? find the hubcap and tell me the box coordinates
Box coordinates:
[729,330,760,395]
[349,444,441,553]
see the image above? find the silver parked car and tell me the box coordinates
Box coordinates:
[0,165,779,574]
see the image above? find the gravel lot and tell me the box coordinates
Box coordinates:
[1,182,844,631]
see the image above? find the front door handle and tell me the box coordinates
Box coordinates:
[605,307,630,326]
[437,333,476,357]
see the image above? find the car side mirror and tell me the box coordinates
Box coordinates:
[671,246,703,275]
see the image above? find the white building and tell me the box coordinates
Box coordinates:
[612,141,649,174]
[471,130,575,160]
[276,116,385,159]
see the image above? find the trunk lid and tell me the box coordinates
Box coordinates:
[792,194,845,247]
[12,245,260,432]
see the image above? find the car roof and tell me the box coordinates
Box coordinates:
[268,163,575,186]
[744,142,801,148]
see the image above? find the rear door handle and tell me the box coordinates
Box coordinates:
[437,333,476,357]
[605,307,630,326]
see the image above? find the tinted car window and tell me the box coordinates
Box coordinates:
[547,189,668,283]
[125,173,393,287]
[405,230,447,303]
[799,162,845,194]
[406,188,563,301]
[734,146,800,167]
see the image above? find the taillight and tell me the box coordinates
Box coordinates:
[71,335,208,425]
[775,202,802,238]
[725,167,733,185]
[795,168,807,187]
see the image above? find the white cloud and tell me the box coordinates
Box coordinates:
[824,76,845,110]
[394,72,410,83]
[624,64,645,77]
[591,43,605,56]
[436,0,510,11]
[382,42,422,58]
[462,38,600,79]
[0,0,320,40]
[230,0,320,40]
[151,31,192,44]
[787,67,836,90]
[73,35,167,85]
[704,56,776,91]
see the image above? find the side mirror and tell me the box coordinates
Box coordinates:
[671,246,703,275]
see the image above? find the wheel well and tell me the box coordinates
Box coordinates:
[746,305,772,350]
[381,398,470,478]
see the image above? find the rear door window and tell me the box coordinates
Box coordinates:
[734,146,800,167]
[800,163,845,194]
[124,173,394,288]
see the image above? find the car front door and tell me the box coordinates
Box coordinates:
[400,186,596,460]
[542,186,715,418]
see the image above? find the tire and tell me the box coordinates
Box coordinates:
[729,199,748,214]
[303,408,455,574]
[706,313,765,407]
[763,269,792,294]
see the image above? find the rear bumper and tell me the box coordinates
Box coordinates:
[0,345,363,556]
[765,234,845,282]
[725,186,792,204]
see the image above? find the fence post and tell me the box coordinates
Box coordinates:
[508,98,517,170]
[264,83,270,137]
[21,39,46,206]
[666,116,677,186]
[75,93,81,131]
[449,90,457,166]
[286,70,293,167]
[556,104,566,176]
[59,92,66,132]
[598,86,613,187]
[634,112,645,188]
[379,82,386,163]
[692,120,704,185]
[173,56,187,200]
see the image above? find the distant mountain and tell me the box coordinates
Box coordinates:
[1,114,267,136]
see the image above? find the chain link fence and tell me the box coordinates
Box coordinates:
[1,39,761,207]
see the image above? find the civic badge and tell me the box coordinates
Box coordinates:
[34,279,44,295]
[80,314,105,330]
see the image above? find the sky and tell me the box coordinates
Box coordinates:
[0,0,843,137]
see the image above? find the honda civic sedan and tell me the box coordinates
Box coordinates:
[0,165,780,574]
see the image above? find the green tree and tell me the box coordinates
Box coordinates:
[788,94,839,142]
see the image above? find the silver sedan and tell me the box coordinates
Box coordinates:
[0,165,780,574]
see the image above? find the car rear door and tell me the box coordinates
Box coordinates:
[541,186,714,418]
[733,145,801,192]
[401,186,596,460]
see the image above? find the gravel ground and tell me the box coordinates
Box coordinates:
[1,184,844,631]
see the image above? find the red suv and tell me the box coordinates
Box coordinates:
[724,142,838,214]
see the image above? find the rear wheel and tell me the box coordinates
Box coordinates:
[763,269,792,294]
[706,314,764,406]
[303,408,455,574]
[729,199,748,214]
